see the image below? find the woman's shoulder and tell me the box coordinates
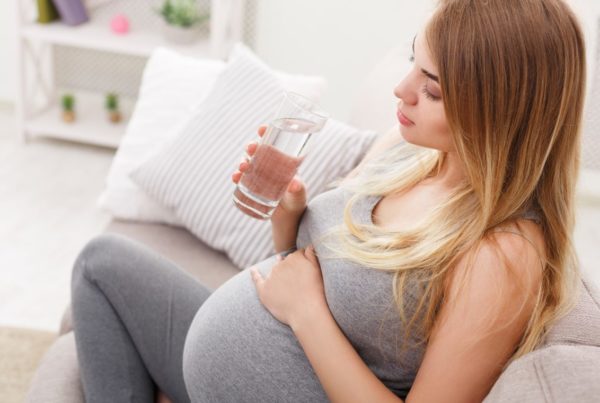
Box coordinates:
[492,218,545,254]
[485,215,547,287]
[445,218,546,303]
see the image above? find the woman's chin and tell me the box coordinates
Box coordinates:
[399,128,451,152]
[399,126,416,144]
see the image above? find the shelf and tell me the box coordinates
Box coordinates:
[15,0,248,148]
[20,20,212,58]
[25,91,135,149]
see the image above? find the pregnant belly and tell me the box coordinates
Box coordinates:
[182,255,328,403]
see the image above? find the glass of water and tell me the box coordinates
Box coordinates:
[233,92,328,220]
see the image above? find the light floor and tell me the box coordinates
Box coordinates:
[1,103,599,333]
[0,103,114,332]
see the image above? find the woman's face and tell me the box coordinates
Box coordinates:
[394,32,455,152]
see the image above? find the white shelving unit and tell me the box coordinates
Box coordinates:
[25,90,134,148]
[15,0,250,149]
[20,18,212,58]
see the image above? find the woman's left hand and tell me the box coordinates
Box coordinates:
[250,245,329,329]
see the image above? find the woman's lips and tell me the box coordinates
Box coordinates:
[397,110,414,126]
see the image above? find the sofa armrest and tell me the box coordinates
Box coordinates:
[60,305,73,336]
[483,344,600,403]
[25,332,84,403]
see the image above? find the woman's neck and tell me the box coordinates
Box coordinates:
[421,151,466,191]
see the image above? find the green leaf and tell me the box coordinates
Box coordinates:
[61,94,75,111]
[156,0,209,28]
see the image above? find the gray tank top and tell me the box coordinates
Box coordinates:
[186,185,541,402]
[296,186,429,392]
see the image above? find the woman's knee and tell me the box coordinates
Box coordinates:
[72,233,133,286]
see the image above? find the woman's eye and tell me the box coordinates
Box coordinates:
[409,53,415,63]
[421,84,441,101]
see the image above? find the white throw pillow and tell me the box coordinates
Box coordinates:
[97,45,328,224]
[130,43,379,269]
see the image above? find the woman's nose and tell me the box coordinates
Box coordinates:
[394,76,418,105]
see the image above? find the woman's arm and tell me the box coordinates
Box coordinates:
[289,127,407,402]
[270,177,307,253]
[271,213,303,253]
[404,231,544,403]
[290,229,543,403]
[256,125,404,400]
[251,246,397,401]
[291,307,403,403]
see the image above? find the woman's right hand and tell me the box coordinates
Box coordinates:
[231,125,308,221]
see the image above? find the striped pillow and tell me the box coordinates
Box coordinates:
[130,44,378,269]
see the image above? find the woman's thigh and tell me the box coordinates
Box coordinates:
[72,233,213,401]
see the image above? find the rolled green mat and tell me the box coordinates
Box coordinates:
[37,0,59,23]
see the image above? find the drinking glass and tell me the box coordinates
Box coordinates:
[233,92,328,219]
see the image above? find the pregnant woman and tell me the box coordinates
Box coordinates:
[71,0,586,401]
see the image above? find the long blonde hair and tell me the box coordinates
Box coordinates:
[318,0,585,369]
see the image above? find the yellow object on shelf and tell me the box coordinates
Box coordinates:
[36,0,59,24]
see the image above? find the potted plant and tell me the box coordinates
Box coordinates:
[61,93,76,123]
[105,92,122,123]
[156,0,210,45]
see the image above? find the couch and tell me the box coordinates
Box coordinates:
[25,45,600,402]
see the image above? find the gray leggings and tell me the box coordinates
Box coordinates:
[71,233,212,403]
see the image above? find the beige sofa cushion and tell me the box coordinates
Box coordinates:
[483,273,600,403]
[543,275,600,347]
[483,344,600,403]
[104,219,240,291]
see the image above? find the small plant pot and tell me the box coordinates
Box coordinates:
[161,21,203,45]
[108,110,122,123]
[62,110,76,123]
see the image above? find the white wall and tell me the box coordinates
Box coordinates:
[253,0,437,120]
[0,0,598,119]
[568,0,600,97]
[0,0,17,103]
[253,0,600,121]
